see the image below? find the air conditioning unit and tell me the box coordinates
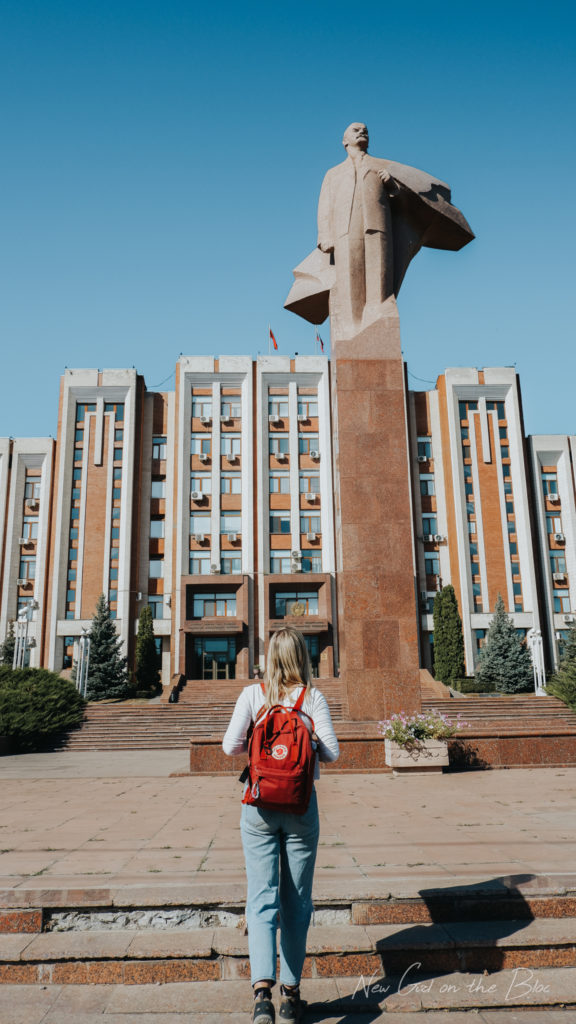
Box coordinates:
[199,452,209,463]
[554,533,565,543]
[305,492,318,501]
[291,550,301,558]
[297,414,307,423]
[27,498,39,510]
[553,572,566,581]
[227,533,238,542]
[18,537,29,545]
[417,455,428,463]
[191,491,204,501]
[226,452,237,462]
[548,492,560,502]
[27,637,36,649]
[309,450,320,460]
[193,534,205,543]
[269,414,280,424]
[220,414,230,424]
[291,561,303,573]
[420,590,428,602]
[434,534,445,543]
[306,532,317,542]
[200,416,211,425]
[423,534,435,543]
[210,563,220,574]
[276,451,287,461]
[564,614,575,623]
[16,578,26,586]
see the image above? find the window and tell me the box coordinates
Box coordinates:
[113,467,122,481]
[507,519,516,534]
[69,527,78,539]
[469,543,478,558]
[467,520,476,534]
[298,435,318,455]
[221,556,241,574]
[189,555,211,574]
[422,516,437,535]
[220,473,241,494]
[269,397,289,417]
[150,519,165,539]
[299,473,319,494]
[192,397,212,418]
[472,582,482,598]
[114,404,124,421]
[191,473,212,494]
[297,397,318,418]
[149,558,164,578]
[542,472,558,497]
[151,479,166,499]
[270,550,291,574]
[148,597,164,619]
[193,592,237,618]
[550,553,567,574]
[221,398,241,419]
[546,514,562,534]
[460,427,469,441]
[499,426,508,440]
[113,488,121,500]
[270,471,290,493]
[19,555,36,580]
[269,434,289,455]
[475,629,487,650]
[114,448,123,461]
[417,437,432,459]
[22,517,38,540]
[301,553,322,573]
[554,590,571,613]
[109,568,118,581]
[75,429,84,442]
[463,463,472,478]
[152,436,167,460]
[509,541,518,555]
[190,513,211,535]
[115,429,123,441]
[110,548,119,560]
[300,514,321,533]
[221,512,241,534]
[274,591,319,616]
[513,582,522,596]
[466,501,475,514]
[25,480,41,500]
[74,448,82,463]
[425,556,440,575]
[304,635,320,678]
[501,446,509,459]
[191,434,211,456]
[62,636,75,670]
[270,511,291,534]
[420,475,435,496]
[221,433,241,456]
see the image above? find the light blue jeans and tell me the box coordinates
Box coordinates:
[240,788,320,986]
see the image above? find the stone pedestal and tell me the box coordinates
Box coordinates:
[331,300,421,720]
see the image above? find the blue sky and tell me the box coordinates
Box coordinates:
[1,0,575,437]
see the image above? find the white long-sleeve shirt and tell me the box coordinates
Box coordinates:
[222,683,340,779]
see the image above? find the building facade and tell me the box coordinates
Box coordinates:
[1,359,574,685]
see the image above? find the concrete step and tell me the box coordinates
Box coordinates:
[1,916,576,984]
[2,974,576,1019]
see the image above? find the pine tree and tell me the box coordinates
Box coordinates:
[0,621,16,666]
[135,605,161,694]
[475,594,534,693]
[546,624,576,710]
[432,586,465,685]
[85,594,131,701]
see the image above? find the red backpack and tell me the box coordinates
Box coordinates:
[242,686,316,815]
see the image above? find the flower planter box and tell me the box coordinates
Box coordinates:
[384,738,449,775]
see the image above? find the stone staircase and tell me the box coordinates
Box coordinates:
[2,883,576,1013]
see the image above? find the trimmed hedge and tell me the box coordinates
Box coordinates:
[452,677,501,694]
[0,667,86,751]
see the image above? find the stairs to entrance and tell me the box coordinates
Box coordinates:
[2,882,576,1013]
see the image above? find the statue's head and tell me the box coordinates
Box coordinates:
[343,122,369,151]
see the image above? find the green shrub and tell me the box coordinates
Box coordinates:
[0,668,85,751]
[454,677,500,694]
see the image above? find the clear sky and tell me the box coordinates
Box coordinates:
[1,0,574,438]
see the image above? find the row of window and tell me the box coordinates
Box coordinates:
[189,435,321,457]
[148,471,323,500]
[189,398,319,419]
[185,513,323,536]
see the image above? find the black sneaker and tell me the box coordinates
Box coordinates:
[253,986,275,1024]
[279,985,305,1022]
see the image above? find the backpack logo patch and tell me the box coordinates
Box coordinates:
[271,744,288,760]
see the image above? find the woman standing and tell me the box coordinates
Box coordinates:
[223,627,339,1024]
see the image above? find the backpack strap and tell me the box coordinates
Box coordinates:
[293,685,307,711]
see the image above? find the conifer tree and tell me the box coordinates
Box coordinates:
[135,605,161,693]
[432,585,465,684]
[546,623,576,710]
[85,594,131,701]
[0,621,16,666]
[475,594,533,693]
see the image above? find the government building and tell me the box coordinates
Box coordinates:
[1,357,574,689]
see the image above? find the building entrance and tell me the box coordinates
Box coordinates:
[191,637,236,680]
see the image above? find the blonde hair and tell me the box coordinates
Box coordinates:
[265,627,313,707]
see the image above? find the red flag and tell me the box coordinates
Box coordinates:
[270,328,278,351]
[316,330,324,352]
